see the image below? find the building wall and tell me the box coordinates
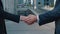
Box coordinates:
[18,0,23,4]
[2,0,24,14]
[34,0,44,9]
[44,0,54,7]
[2,0,15,14]
[35,0,54,9]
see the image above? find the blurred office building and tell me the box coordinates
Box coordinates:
[2,0,56,13]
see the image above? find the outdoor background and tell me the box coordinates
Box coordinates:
[2,0,56,34]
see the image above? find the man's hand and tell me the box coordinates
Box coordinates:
[20,16,26,21]
[23,14,37,25]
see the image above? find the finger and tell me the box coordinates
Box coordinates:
[20,16,26,21]
[22,16,28,21]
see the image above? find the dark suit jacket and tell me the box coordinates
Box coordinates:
[0,0,20,34]
[39,0,60,34]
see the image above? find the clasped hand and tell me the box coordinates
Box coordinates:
[20,14,37,25]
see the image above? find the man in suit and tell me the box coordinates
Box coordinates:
[0,0,26,34]
[23,0,60,34]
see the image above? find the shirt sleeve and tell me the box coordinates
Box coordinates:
[36,15,39,23]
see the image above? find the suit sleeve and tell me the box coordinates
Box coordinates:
[1,9,20,23]
[3,11,20,23]
[39,0,60,26]
[0,0,20,23]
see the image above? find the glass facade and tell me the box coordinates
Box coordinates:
[44,0,54,7]
[2,0,55,14]
[18,0,23,4]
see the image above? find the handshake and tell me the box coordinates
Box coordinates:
[20,14,37,25]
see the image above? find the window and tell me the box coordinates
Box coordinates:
[46,3,49,5]
[38,2,41,4]
[47,0,49,1]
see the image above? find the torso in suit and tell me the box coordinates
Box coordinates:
[0,0,20,34]
[39,0,60,34]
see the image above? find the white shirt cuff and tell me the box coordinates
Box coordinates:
[36,15,39,23]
